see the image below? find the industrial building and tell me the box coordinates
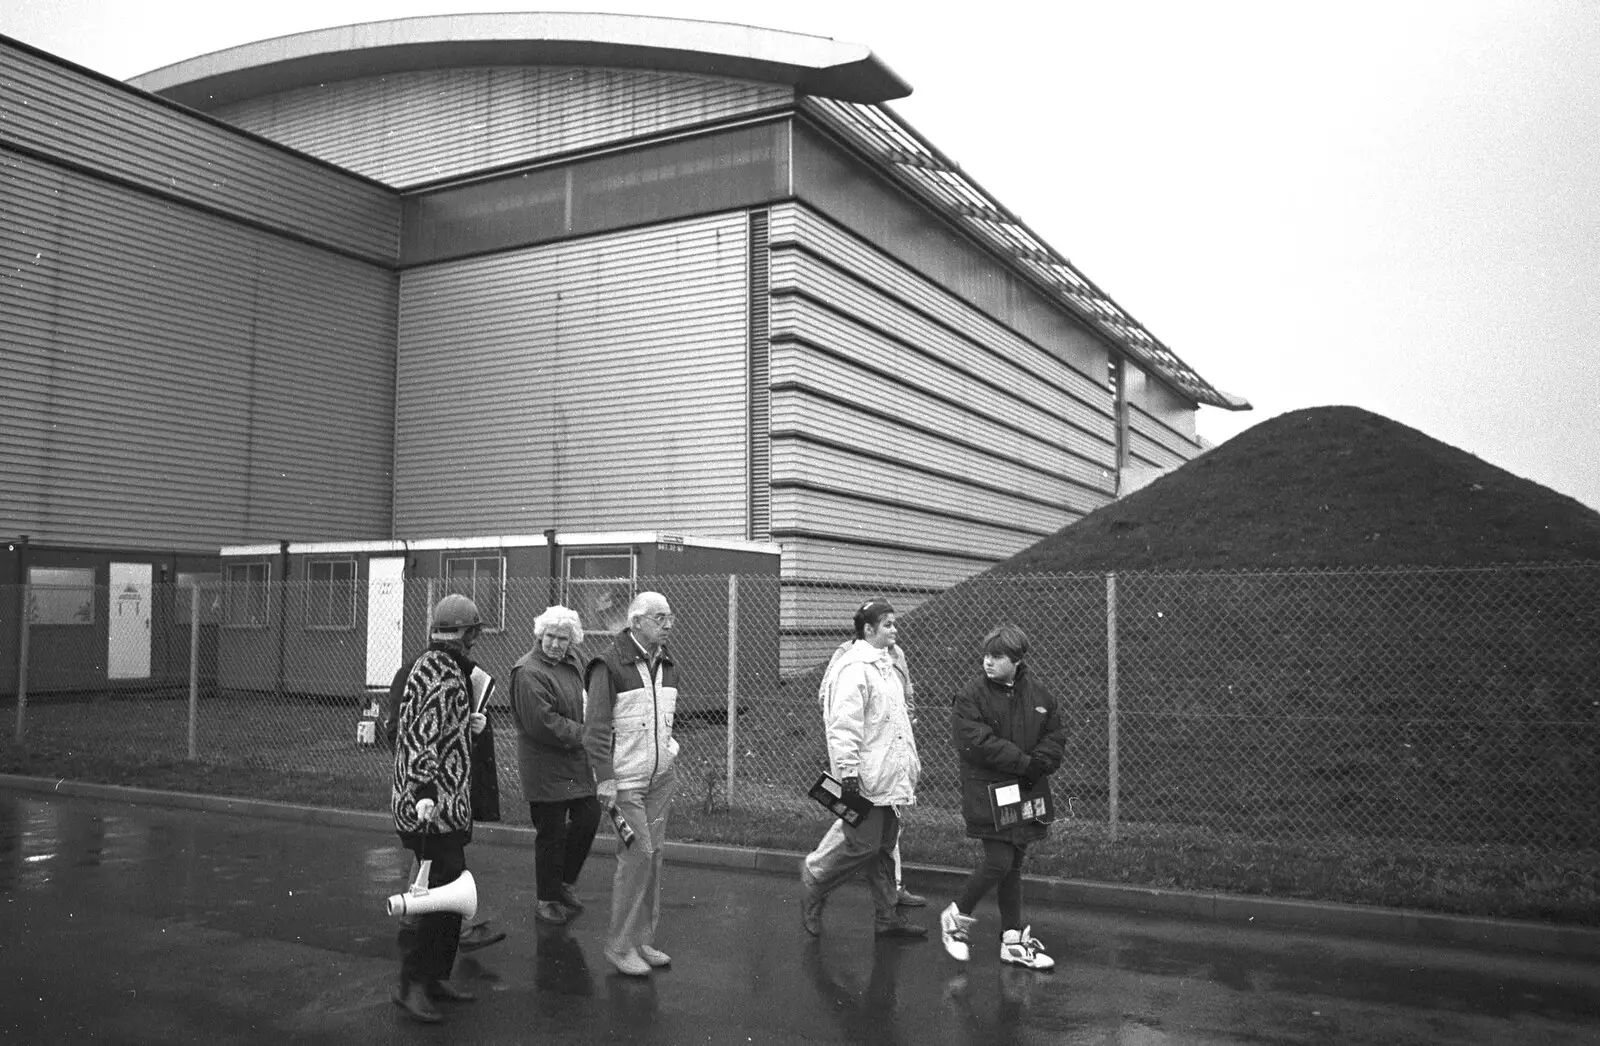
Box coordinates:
[1,14,1246,685]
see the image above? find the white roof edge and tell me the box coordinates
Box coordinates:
[219,532,780,556]
[129,13,910,106]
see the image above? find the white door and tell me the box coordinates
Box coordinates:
[366,557,407,688]
[108,562,152,680]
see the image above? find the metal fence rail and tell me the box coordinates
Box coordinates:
[4,564,1597,857]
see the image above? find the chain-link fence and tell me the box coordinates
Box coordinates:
[3,563,1597,858]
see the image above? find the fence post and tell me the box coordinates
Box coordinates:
[14,583,29,743]
[1106,572,1119,841]
[726,574,739,805]
[188,583,201,760]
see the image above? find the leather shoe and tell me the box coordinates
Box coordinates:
[638,944,671,967]
[458,923,507,952]
[558,883,586,912]
[428,980,476,1003]
[897,887,928,907]
[392,982,443,1024]
[875,915,929,939]
[536,900,570,925]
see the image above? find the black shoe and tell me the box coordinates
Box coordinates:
[558,882,586,912]
[393,983,443,1023]
[875,916,929,939]
[896,887,928,907]
[428,980,477,1003]
[458,923,507,952]
[536,900,570,925]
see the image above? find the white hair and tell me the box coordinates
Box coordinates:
[627,590,669,622]
[532,604,585,644]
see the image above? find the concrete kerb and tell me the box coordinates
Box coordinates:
[4,773,1596,962]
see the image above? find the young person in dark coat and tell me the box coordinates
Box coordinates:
[938,624,1067,971]
[510,604,601,926]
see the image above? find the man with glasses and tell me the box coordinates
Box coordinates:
[583,591,682,976]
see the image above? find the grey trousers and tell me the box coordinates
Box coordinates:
[801,805,900,919]
[606,766,677,957]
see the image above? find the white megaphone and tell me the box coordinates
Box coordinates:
[386,860,478,921]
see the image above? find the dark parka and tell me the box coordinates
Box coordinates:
[509,645,595,803]
[951,663,1068,845]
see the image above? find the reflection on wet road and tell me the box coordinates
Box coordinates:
[1,789,1597,1045]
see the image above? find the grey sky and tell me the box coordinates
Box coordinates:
[6,0,1597,511]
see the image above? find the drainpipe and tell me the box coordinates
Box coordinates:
[545,527,560,608]
[276,539,290,699]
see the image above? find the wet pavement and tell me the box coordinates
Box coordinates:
[1,788,1597,1045]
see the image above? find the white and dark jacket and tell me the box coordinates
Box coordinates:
[391,644,475,839]
[819,640,921,807]
[583,629,680,791]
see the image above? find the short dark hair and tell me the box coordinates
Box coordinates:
[853,598,895,639]
[981,624,1029,662]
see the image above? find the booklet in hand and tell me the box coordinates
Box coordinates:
[988,778,1054,829]
[470,666,495,715]
[808,772,874,827]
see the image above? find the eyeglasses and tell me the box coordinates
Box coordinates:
[645,612,675,626]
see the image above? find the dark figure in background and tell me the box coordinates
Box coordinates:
[510,604,602,926]
[390,594,490,1024]
[939,624,1067,972]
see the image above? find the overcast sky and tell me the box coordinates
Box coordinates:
[6,0,1598,511]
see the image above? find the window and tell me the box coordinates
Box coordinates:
[27,567,94,625]
[564,551,635,635]
[224,561,272,628]
[305,559,357,630]
[175,572,222,626]
[445,555,505,632]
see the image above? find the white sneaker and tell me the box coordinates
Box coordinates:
[939,902,977,962]
[1000,926,1055,971]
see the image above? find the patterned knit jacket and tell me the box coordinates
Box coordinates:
[391,644,475,838]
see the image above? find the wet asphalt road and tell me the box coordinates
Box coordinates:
[1,788,1597,1045]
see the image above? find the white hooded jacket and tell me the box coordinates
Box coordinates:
[819,639,921,806]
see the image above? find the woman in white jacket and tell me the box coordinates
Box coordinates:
[799,599,927,939]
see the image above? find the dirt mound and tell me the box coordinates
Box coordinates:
[992,405,1600,572]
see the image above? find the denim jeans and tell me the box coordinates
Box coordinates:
[606,767,676,957]
[801,805,899,920]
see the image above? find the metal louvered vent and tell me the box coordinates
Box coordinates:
[747,209,772,541]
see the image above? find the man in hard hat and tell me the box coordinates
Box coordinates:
[390,593,489,1024]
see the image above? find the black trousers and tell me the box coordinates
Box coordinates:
[397,833,467,986]
[528,796,603,902]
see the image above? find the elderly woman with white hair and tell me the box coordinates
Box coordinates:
[509,604,600,925]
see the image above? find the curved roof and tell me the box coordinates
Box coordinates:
[127,13,912,108]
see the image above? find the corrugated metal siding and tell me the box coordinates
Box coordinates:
[1,154,398,549]
[768,336,1111,494]
[762,200,1128,660]
[772,488,1043,559]
[2,42,399,263]
[210,67,795,189]
[394,213,749,537]
[748,210,772,540]
[770,392,1104,517]
[770,203,1113,414]
[1130,403,1201,462]
[772,441,1070,535]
